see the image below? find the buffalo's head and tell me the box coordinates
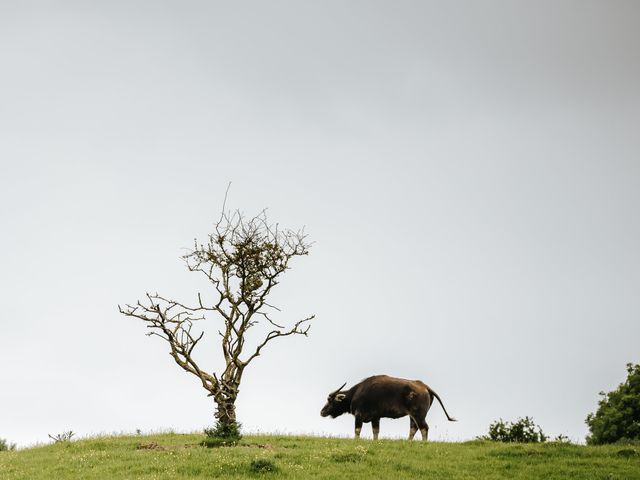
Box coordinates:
[320,382,349,418]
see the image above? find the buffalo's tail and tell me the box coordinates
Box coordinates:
[427,387,457,422]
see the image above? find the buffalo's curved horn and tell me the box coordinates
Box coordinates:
[330,382,347,396]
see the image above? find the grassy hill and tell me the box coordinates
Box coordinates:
[1,433,639,479]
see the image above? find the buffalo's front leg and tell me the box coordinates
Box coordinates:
[354,416,363,439]
[372,418,380,440]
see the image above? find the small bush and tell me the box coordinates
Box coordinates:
[204,420,242,440]
[48,431,75,443]
[201,420,242,447]
[249,458,277,473]
[553,434,572,444]
[0,438,16,452]
[482,417,547,443]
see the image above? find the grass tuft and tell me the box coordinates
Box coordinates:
[616,448,638,458]
[249,458,278,473]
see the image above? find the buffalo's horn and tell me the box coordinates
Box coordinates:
[331,382,347,396]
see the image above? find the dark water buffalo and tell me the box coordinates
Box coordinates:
[320,375,456,440]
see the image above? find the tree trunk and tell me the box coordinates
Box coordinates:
[213,384,238,428]
[215,397,237,425]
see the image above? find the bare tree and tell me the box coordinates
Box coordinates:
[119,206,313,429]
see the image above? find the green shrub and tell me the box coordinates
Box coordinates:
[482,417,547,443]
[0,438,16,451]
[552,434,571,444]
[201,420,242,447]
[586,363,640,445]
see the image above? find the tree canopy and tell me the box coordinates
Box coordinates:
[586,363,640,444]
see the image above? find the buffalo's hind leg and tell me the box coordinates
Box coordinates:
[408,417,419,440]
[416,416,429,441]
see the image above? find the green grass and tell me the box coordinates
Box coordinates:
[1,434,639,479]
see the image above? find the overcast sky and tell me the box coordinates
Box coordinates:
[1,1,639,447]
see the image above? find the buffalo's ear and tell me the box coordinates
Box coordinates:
[335,393,346,402]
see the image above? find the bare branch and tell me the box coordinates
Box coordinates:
[242,314,315,367]
[119,296,217,395]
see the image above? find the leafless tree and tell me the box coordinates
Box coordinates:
[119,206,313,428]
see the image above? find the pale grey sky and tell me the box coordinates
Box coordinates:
[1,1,639,447]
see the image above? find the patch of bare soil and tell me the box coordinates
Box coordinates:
[136,442,164,451]
[136,442,200,451]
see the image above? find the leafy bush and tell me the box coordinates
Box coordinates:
[552,433,571,444]
[201,421,242,447]
[204,420,242,440]
[0,438,16,451]
[482,417,547,443]
[586,363,640,445]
